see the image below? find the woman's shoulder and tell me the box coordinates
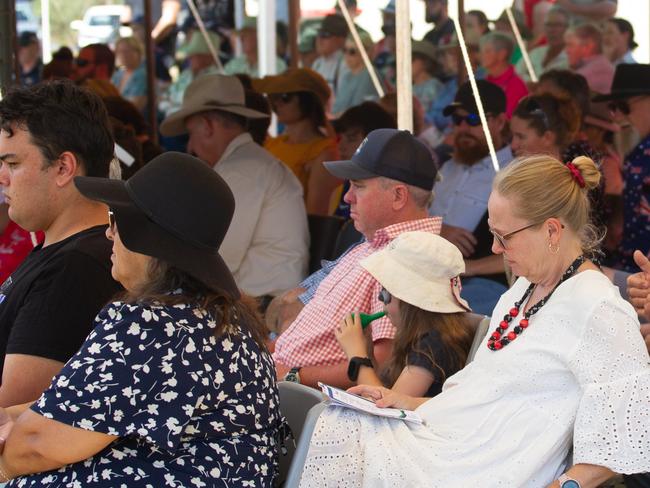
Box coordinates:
[96,299,207,330]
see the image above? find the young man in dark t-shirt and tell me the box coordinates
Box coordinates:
[0,80,121,406]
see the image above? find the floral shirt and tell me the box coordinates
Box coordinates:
[11,299,284,488]
[618,135,650,271]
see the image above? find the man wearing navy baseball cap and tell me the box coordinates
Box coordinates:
[431,79,513,316]
[270,129,445,389]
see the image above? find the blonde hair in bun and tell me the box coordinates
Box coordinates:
[493,154,603,255]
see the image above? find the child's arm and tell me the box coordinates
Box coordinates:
[336,313,385,387]
[391,366,435,397]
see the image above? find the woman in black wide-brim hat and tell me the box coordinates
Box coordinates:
[0,152,287,487]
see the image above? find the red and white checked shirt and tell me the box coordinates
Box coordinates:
[273,217,443,367]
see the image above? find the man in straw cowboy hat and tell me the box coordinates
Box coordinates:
[160,74,309,299]
[272,128,443,388]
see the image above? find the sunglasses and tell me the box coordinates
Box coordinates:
[75,58,93,67]
[382,25,396,36]
[317,31,334,39]
[608,100,630,115]
[378,288,392,305]
[270,92,295,104]
[108,209,116,232]
[343,47,358,56]
[451,112,482,127]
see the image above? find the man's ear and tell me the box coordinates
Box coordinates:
[392,183,409,211]
[53,151,80,188]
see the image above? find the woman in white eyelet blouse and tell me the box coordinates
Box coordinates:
[298,155,650,488]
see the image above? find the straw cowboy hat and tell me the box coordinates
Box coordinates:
[160,74,268,137]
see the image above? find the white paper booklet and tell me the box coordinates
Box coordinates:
[318,382,425,425]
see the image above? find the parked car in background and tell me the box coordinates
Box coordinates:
[16,0,40,36]
[70,5,130,48]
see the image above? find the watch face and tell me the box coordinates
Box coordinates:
[561,481,580,488]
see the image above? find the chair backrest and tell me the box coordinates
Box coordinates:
[466,315,491,365]
[332,219,363,259]
[307,215,345,273]
[277,381,324,486]
[283,401,328,488]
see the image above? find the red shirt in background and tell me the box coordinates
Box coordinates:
[486,65,529,119]
[0,221,44,284]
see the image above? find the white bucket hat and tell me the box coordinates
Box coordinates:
[360,231,471,313]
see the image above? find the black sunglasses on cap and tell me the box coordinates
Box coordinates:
[378,288,392,305]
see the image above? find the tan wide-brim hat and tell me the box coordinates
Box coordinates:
[360,231,471,314]
[160,74,269,136]
[253,68,331,105]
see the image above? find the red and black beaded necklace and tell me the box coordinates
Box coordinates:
[487,254,586,351]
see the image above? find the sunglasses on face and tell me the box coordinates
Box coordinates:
[608,99,630,115]
[317,31,334,39]
[75,58,93,67]
[108,210,116,232]
[378,288,392,305]
[343,47,358,56]
[451,112,482,127]
[382,25,396,36]
[270,92,295,104]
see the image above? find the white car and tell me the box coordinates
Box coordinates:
[70,5,131,48]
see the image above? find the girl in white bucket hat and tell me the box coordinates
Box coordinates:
[335,231,474,397]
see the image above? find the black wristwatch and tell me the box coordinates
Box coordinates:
[284,367,301,383]
[347,357,373,382]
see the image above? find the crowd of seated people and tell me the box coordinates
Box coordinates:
[3,0,649,486]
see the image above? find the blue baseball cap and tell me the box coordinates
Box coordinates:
[324,129,437,191]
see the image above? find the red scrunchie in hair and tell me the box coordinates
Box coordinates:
[566,162,585,188]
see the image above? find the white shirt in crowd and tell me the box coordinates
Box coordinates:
[214,133,309,297]
[299,270,650,486]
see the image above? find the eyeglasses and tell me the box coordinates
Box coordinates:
[343,47,358,56]
[75,58,94,67]
[378,288,392,305]
[490,222,565,249]
[451,112,482,127]
[270,92,295,104]
[608,99,630,115]
[108,210,116,232]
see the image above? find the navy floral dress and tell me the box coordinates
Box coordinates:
[10,299,285,487]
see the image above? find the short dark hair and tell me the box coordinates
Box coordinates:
[467,10,490,33]
[0,80,114,177]
[83,43,116,77]
[608,17,638,50]
[334,101,397,136]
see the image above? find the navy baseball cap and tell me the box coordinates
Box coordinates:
[443,79,506,117]
[324,129,437,191]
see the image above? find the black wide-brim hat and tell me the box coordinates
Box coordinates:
[74,152,240,298]
[593,64,650,102]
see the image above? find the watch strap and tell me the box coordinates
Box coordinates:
[347,356,373,382]
[284,367,301,383]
